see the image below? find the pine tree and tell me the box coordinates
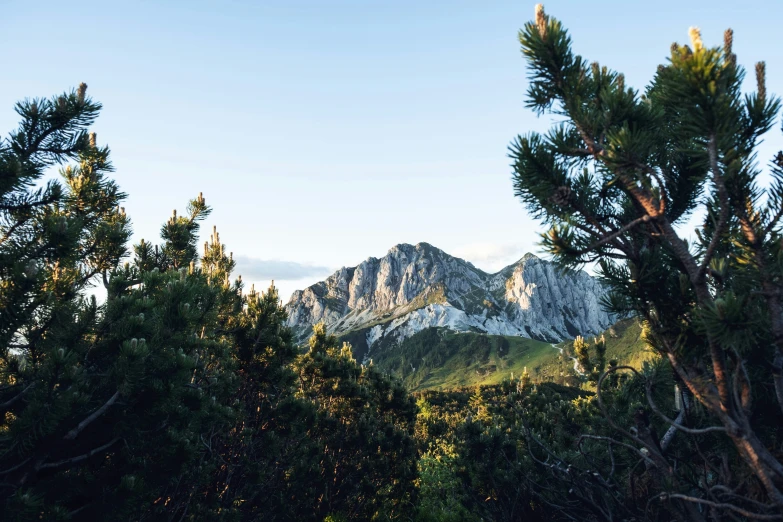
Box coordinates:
[468,387,490,423]
[511,4,783,517]
[0,84,133,517]
[519,366,532,392]
[572,336,591,375]
[199,279,321,520]
[573,335,606,382]
[296,323,418,521]
[0,84,422,521]
[0,86,238,520]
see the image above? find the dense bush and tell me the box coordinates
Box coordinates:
[0,85,418,521]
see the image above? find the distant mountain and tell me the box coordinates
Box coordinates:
[284,243,615,360]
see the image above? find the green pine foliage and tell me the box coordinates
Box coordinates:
[571,334,606,382]
[412,381,600,521]
[0,86,421,521]
[0,139,240,519]
[508,3,783,519]
[296,324,418,520]
[410,364,731,521]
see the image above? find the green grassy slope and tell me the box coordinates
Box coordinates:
[363,328,555,391]
[338,318,654,392]
[536,317,654,382]
[602,317,655,368]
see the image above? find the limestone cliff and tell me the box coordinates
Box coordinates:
[285,243,613,348]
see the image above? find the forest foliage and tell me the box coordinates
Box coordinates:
[0,84,416,520]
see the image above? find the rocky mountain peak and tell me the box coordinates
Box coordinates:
[285,243,614,350]
[519,252,540,262]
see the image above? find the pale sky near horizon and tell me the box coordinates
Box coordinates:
[2,0,782,302]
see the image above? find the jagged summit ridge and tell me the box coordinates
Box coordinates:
[285,242,613,347]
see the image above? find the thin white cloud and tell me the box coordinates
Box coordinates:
[453,242,536,273]
[234,255,333,281]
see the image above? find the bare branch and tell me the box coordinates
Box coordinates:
[577,434,654,465]
[64,390,119,440]
[774,355,783,415]
[0,383,35,412]
[38,437,121,471]
[659,409,684,453]
[596,366,665,468]
[659,493,783,520]
[645,377,726,435]
[572,215,651,255]
[697,135,731,280]
[0,457,31,476]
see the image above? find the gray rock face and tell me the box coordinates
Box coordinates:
[285,243,614,347]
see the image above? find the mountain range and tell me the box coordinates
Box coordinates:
[284,242,615,363]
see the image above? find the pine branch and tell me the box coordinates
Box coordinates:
[644,379,724,436]
[63,390,119,440]
[658,409,684,453]
[576,434,652,466]
[658,493,783,520]
[0,193,59,212]
[0,382,35,412]
[764,204,783,236]
[595,366,667,468]
[773,354,783,416]
[734,185,783,416]
[697,136,730,281]
[731,350,753,414]
[38,436,121,471]
[0,457,31,476]
[0,217,28,245]
[573,214,650,255]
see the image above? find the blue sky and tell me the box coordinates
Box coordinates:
[2,0,782,301]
